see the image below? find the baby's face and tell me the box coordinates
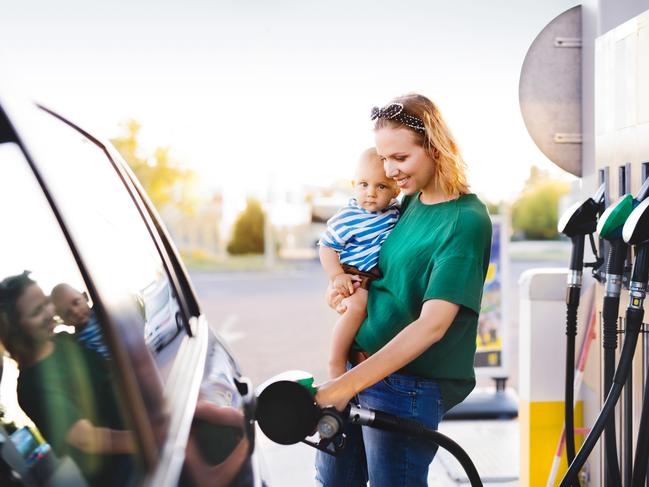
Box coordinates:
[52,288,92,328]
[353,157,399,212]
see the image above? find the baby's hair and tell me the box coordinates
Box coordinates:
[359,147,382,165]
[50,283,82,302]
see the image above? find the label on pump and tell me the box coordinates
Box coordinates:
[475,216,509,375]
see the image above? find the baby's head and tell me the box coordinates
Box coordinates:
[352,148,399,212]
[50,283,92,329]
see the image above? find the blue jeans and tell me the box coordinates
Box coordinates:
[315,371,445,487]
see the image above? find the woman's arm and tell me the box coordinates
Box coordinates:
[315,298,460,411]
[66,419,135,454]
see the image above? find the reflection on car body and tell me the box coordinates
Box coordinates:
[0,87,266,487]
[140,272,183,353]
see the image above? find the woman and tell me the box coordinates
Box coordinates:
[0,271,133,486]
[315,93,492,486]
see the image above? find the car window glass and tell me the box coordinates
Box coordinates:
[9,109,258,485]
[0,142,141,486]
[23,111,186,377]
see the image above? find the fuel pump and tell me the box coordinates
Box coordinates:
[559,197,649,487]
[626,197,649,486]
[556,183,605,477]
[596,192,633,486]
[596,177,649,485]
[255,371,484,487]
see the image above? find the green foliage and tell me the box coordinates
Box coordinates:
[111,120,196,213]
[484,200,500,215]
[227,198,265,255]
[511,166,570,240]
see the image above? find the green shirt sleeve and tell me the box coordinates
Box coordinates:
[424,256,486,315]
[37,385,86,453]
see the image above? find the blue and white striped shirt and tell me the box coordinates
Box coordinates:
[76,310,111,360]
[319,198,400,271]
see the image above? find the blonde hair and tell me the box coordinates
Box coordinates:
[374,93,469,196]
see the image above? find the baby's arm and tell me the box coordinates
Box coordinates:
[319,246,355,296]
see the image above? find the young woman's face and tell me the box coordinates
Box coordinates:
[375,127,435,197]
[16,284,56,342]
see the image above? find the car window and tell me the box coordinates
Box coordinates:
[0,142,142,485]
[24,109,187,376]
[2,107,259,486]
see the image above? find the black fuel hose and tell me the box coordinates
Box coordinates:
[347,406,483,487]
[564,234,584,481]
[559,307,643,487]
[564,299,578,469]
[631,374,649,486]
[559,244,649,487]
[601,240,626,486]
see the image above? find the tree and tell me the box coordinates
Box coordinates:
[511,166,570,240]
[482,198,500,215]
[111,120,196,213]
[227,198,265,255]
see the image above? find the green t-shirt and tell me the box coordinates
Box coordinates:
[354,193,492,411]
[17,333,126,486]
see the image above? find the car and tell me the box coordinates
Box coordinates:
[0,86,267,487]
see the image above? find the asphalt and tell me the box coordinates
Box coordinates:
[256,418,519,486]
[191,240,571,486]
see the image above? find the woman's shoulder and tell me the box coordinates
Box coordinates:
[454,194,492,239]
[457,194,490,220]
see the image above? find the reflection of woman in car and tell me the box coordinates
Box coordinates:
[0,271,133,486]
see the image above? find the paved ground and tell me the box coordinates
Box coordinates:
[255,419,519,486]
[190,240,570,485]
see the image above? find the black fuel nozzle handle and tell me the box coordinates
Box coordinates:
[256,377,484,486]
[558,183,606,236]
[568,235,586,273]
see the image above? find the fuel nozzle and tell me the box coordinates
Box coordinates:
[558,183,606,285]
[558,183,605,238]
[623,197,649,486]
[557,184,606,482]
[559,196,649,487]
[255,372,347,456]
[255,372,484,486]
[623,197,649,299]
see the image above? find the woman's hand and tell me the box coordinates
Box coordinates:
[315,376,356,412]
[66,419,135,454]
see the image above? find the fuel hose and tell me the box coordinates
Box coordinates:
[559,243,648,487]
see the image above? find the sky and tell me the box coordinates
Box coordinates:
[0,0,579,222]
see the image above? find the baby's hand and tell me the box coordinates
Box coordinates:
[332,273,355,297]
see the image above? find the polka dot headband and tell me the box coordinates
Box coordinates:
[370,103,425,132]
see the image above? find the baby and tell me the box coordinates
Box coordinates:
[50,283,111,360]
[319,148,400,379]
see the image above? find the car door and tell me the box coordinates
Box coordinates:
[0,90,262,486]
